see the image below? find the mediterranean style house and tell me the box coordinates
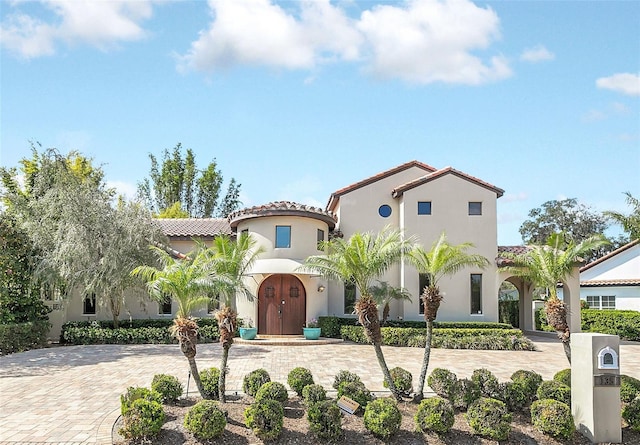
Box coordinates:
[45,161,583,339]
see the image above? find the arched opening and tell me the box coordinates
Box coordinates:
[257,274,306,335]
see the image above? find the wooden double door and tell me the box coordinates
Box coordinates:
[258,274,306,335]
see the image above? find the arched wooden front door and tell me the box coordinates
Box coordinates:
[258,274,306,335]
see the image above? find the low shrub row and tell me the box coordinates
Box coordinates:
[0,320,50,355]
[317,316,513,338]
[339,325,536,350]
[581,309,640,341]
[60,318,220,345]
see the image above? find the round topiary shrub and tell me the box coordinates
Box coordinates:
[363,398,402,439]
[511,370,543,397]
[120,387,163,416]
[452,378,481,411]
[118,398,165,440]
[308,399,342,442]
[621,375,640,403]
[530,399,575,439]
[302,384,327,406]
[287,367,314,396]
[537,380,571,406]
[622,396,640,431]
[553,368,571,388]
[383,367,413,397]
[466,397,512,441]
[427,368,457,400]
[243,368,271,397]
[255,381,289,404]
[200,367,221,399]
[183,400,226,440]
[501,380,530,412]
[151,374,183,403]
[337,380,374,409]
[333,369,362,390]
[472,368,502,399]
[244,398,284,440]
[415,396,455,434]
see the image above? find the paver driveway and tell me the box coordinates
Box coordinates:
[0,335,638,444]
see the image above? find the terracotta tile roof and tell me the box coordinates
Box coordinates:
[154,218,232,237]
[228,201,336,230]
[391,166,504,198]
[580,239,640,272]
[496,245,530,267]
[581,278,640,287]
[326,160,437,212]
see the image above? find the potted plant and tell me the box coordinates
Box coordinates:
[303,318,321,340]
[239,318,257,340]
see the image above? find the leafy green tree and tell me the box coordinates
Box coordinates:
[131,244,220,398]
[302,226,415,401]
[519,198,611,262]
[1,148,163,328]
[156,201,190,218]
[137,143,241,218]
[0,213,50,324]
[205,234,264,402]
[408,233,490,401]
[503,232,608,363]
[368,281,412,326]
[604,192,640,241]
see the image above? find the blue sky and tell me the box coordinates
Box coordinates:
[1,0,638,246]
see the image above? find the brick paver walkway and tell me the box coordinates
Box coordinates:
[0,335,638,444]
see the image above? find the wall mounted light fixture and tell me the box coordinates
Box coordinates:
[317,285,326,293]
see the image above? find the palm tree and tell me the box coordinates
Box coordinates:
[302,226,415,401]
[604,192,640,240]
[131,244,216,398]
[205,233,263,402]
[408,232,490,401]
[368,280,412,326]
[503,232,609,363]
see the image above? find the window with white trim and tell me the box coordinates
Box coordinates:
[586,295,616,310]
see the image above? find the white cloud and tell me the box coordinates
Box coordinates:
[107,180,138,201]
[582,109,606,122]
[520,45,554,63]
[596,73,640,96]
[179,0,511,85]
[276,175,325,209]
[502,192,528,203]
[0,0,155,58]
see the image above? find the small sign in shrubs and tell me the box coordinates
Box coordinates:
[363,398,402,439]
[530,399,575,439]
[183,400,226,440]
[414,396,455,434]
[336,380,374,409]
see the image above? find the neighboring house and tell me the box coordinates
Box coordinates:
[45,160,582,339]
[578,239,640,311]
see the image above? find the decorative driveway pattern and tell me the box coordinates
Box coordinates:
[0,336,638,444]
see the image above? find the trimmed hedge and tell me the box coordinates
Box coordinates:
[339,326,535,350]
[60,318,220,345]
[581,309,640,341]
[318,316,513,338]
[0,320,50,355]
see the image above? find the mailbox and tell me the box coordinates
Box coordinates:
[597,346,619,370]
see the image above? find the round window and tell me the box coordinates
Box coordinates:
[378,204,392,218]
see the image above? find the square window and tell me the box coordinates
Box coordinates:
[159,300,172,315]
[275,225,291,248]
[83,294,96,315]
[601,295,616,309]
[469,202,482,215]
[418,201,432,215]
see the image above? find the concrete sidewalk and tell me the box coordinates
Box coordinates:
[0,336,638,444]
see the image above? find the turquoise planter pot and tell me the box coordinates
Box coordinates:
[239,327,257,340]
[303,327,321,340]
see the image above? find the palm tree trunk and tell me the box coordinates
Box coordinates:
[219,344,230,402]
[186,353,206,398]
[373,342,402,401]
[414,319,434,401]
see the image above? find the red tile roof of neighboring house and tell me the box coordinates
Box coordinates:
[228,201,337,230]
[580,239,640,272]
[326,160,437,212]
[581,278,640,287]
[154,218,232,238]
[391,166,504,198]
[496,245,530,267]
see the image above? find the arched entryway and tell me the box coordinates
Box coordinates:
[258,274,306,335]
